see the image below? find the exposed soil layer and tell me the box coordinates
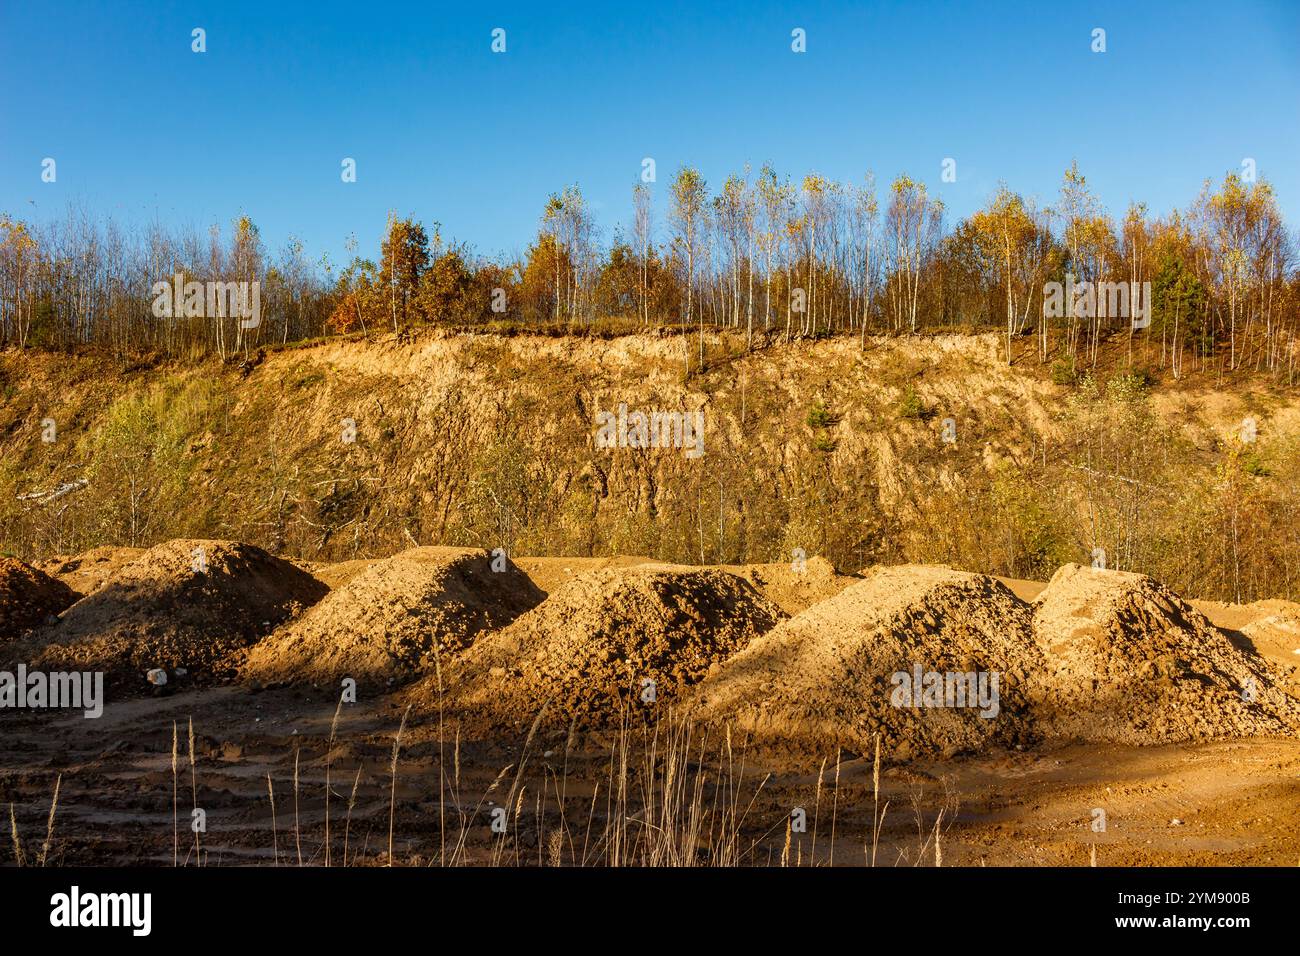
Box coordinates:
[243,547,544,688]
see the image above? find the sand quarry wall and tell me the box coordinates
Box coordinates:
[0,331,1113,569]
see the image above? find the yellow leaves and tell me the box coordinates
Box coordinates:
[890,174,918,194]
[801,173,828,198]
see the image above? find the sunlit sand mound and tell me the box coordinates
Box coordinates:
[511,556,663,595]
[721,556,858,615]
[1190,597,1300,697]
[299,558,376,591]
[1029,564,1300,743]
[689,565,1042,759]
[0,558,77,640]
[35,546,146,599]
[19,539,327,681]
[423,567,785,730]
[243,547,544,688]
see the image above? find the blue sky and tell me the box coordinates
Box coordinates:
[2,0,1297,267]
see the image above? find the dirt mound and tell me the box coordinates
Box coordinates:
[690,566,1041,760]
[0,558,78,639]
[302,558,376,590]
[722,556,857,614]
[426,567,784,730]
[35,546,146,598]
[18,539,327,681]
[1192,597,1300,698]
[511,556,663,595]
[243,547,543,687]
[1029,564,1300,743]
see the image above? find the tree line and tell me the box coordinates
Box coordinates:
[1,161,1295,380]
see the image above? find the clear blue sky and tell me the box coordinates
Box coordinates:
[2,0,1297,268]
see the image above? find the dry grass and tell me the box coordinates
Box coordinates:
[156,704,961,868]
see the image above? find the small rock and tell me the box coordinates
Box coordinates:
[489,666,507,678]
[1169,818,1184,827]
[146,668,168,686]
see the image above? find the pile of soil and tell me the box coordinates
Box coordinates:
[300,558,375,590]
[722,556,857,615]
[427,567,784,730]
[0,558,77,639]
[1028,564,1300,743]
[690,566,1042,760]
[35,546,145,598]
[1192,597,1300,695]
[18,539,327,681]
[511,556,661,595]
[243,547,543,688]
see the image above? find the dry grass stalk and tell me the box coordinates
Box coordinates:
[37,774,61,867]
[387,704,411,865]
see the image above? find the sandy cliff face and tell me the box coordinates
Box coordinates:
[2,330,1298,605]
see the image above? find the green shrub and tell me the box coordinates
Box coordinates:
[897,384,927,419]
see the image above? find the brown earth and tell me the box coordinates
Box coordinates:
[0,557,77,639]
[417,566,785,731]
[1191,596,1300,694]
[10,539,327,683]
[1027,564,1300,744]
[4,682,1298,867]
[719,555,859,615]
[242,547,544,689]
[3,546,1300,867]
[34,546,146,599]
[689,565,1042,760]
[298,557,377,590]
[510,555,664,595]
[514,554,855,613]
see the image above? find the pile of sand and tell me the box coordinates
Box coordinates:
[0,558,77,639]
[1028,564,1300,743]
[511,555,661,594]
[35,546,146,598]
[243,547,544,687]
[300,558,375,590]
[1191,597,1300,696]
[690,566,1042,759]
[429,567,784,730]
[19,539,326,681]
[721,556,857,615]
